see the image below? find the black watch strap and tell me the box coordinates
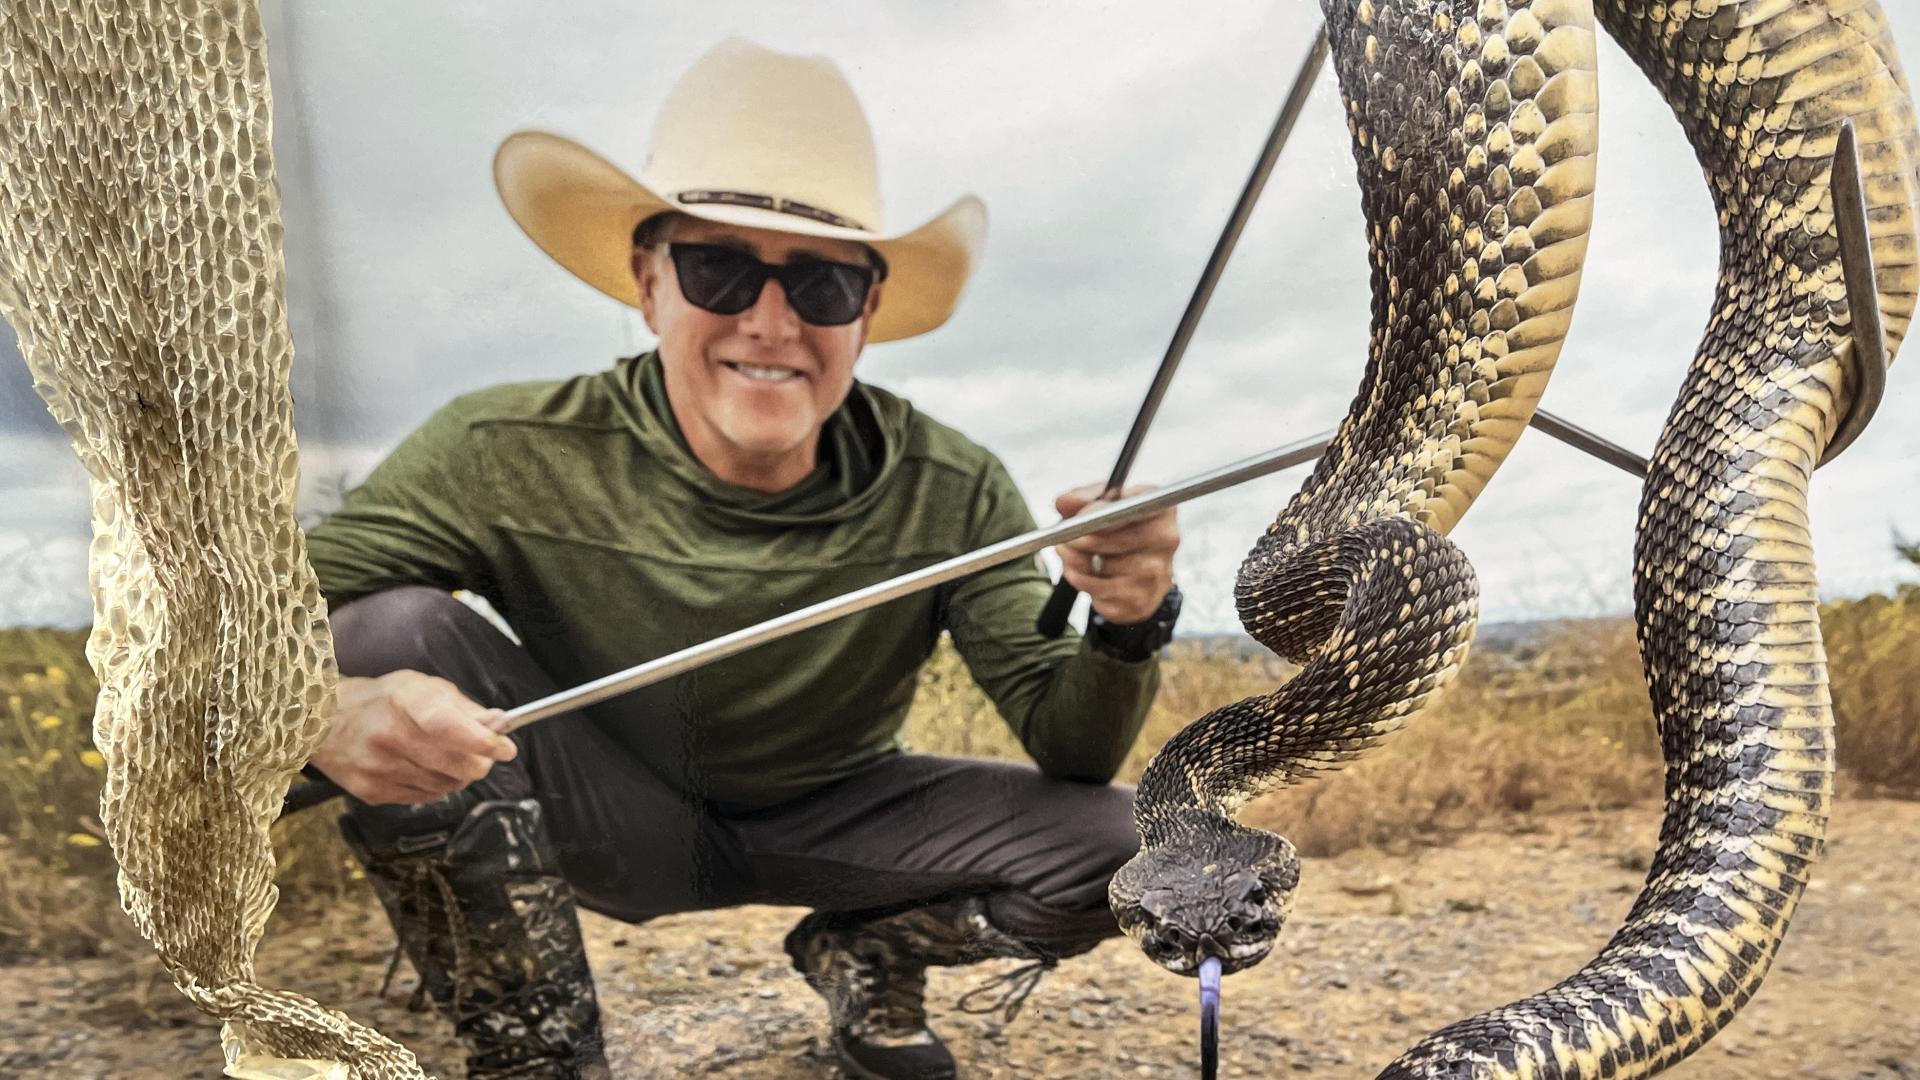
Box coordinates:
[1088,584,1182,662]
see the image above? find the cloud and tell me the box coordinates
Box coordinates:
[0,532,93,628]
[0,323,69,438]
[4,0,1917,635]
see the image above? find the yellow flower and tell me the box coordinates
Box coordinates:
[66,833,102,848]
[37,713,62,730]
[13,755,31,768]
[40,748,61,765]
[44,666,69,686]
[80,750,105,770]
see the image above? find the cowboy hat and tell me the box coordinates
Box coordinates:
[493,37,987,343]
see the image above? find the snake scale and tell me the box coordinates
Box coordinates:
[1110,0,1918,1076]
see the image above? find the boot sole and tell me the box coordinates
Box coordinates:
[831,1037,956,1080]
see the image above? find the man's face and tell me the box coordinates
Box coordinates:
[634,217,882,492]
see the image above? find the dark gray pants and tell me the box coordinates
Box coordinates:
[333,586,1139,956]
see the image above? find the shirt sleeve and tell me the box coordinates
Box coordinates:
[304,398,499,608]
[937,454,1162,783]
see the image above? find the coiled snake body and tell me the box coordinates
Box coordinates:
[1109,0,1919,1076]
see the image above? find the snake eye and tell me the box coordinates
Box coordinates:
[1237,878,1267,906]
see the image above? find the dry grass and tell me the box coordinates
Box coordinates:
[903,592,1920,856]
[904,617,1666,857]
[1822,584,1920,793]
[3,580,1917,958]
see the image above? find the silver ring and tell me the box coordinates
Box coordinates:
[1089,553,1106,577]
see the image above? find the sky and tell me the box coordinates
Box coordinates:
[3,0,1918,634]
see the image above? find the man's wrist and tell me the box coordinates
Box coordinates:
[1088,584,1182,662]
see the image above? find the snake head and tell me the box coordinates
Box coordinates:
[1108,815,1299,977]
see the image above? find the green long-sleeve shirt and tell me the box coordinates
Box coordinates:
[304,352,1160,809]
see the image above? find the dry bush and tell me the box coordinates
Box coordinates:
[907,590,1920,856]
[905,620,1667,857]
[269,806,368,911]
[1239,620,1663,857]
[0,628,361,959]
[0,629,121,961]
[1822,584,1920,793]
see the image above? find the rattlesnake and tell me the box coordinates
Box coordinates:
[1109,0,1918,1076]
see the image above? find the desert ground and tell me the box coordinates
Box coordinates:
[5,798,1915,1080]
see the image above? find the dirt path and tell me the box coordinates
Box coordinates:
[5,799,1916,1079]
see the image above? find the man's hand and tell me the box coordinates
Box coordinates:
[307,671,518,806]
[1052,482,1180,625]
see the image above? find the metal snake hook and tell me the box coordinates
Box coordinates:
[1821,118,1891,465]
[1034,18,1660,641]
[1507,121,1887,477]
[1035,29,1332,637]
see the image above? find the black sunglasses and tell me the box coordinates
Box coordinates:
[665,243,881,327]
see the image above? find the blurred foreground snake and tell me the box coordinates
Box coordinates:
[1109,0,1919,1076]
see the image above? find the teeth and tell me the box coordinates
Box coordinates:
[730,362,798,383]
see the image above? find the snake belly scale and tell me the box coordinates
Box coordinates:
[1111,0,1918,1077]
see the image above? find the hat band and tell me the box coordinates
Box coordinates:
[674,189,869,232]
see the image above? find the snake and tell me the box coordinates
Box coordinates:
[1108,0,1919,1076]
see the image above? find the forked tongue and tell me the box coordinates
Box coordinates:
[1199,954,1222,1079]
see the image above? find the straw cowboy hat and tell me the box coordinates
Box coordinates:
[494,37,987,343]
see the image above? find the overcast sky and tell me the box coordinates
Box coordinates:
[4,0,1918,633]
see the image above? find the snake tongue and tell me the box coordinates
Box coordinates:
[1199,954,1222,1080]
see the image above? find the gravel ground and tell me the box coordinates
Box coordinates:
[4,798,1916,1079]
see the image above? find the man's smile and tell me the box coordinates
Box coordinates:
[721,359,805,385]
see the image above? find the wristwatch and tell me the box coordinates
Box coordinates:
[1088,584,1183,662]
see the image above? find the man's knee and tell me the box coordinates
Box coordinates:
[1074,779,1142,872]
[986,775,1140,956]
[1032,775,1140,884]
[330,586,508,679]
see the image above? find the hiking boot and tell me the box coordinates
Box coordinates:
[342,798,611,1080]
[784,896,1057,1080]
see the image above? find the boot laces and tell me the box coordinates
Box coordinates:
[954,956,1057,1023]
[372,855,455,1006]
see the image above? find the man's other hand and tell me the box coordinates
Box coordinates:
[1052,482,1180,625]
[307,671,518,805]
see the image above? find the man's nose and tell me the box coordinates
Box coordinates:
[738,276,802,341]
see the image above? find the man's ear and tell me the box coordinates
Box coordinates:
[632,248,662,332]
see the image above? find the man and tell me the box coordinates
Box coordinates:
[303,38,1181,1080]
